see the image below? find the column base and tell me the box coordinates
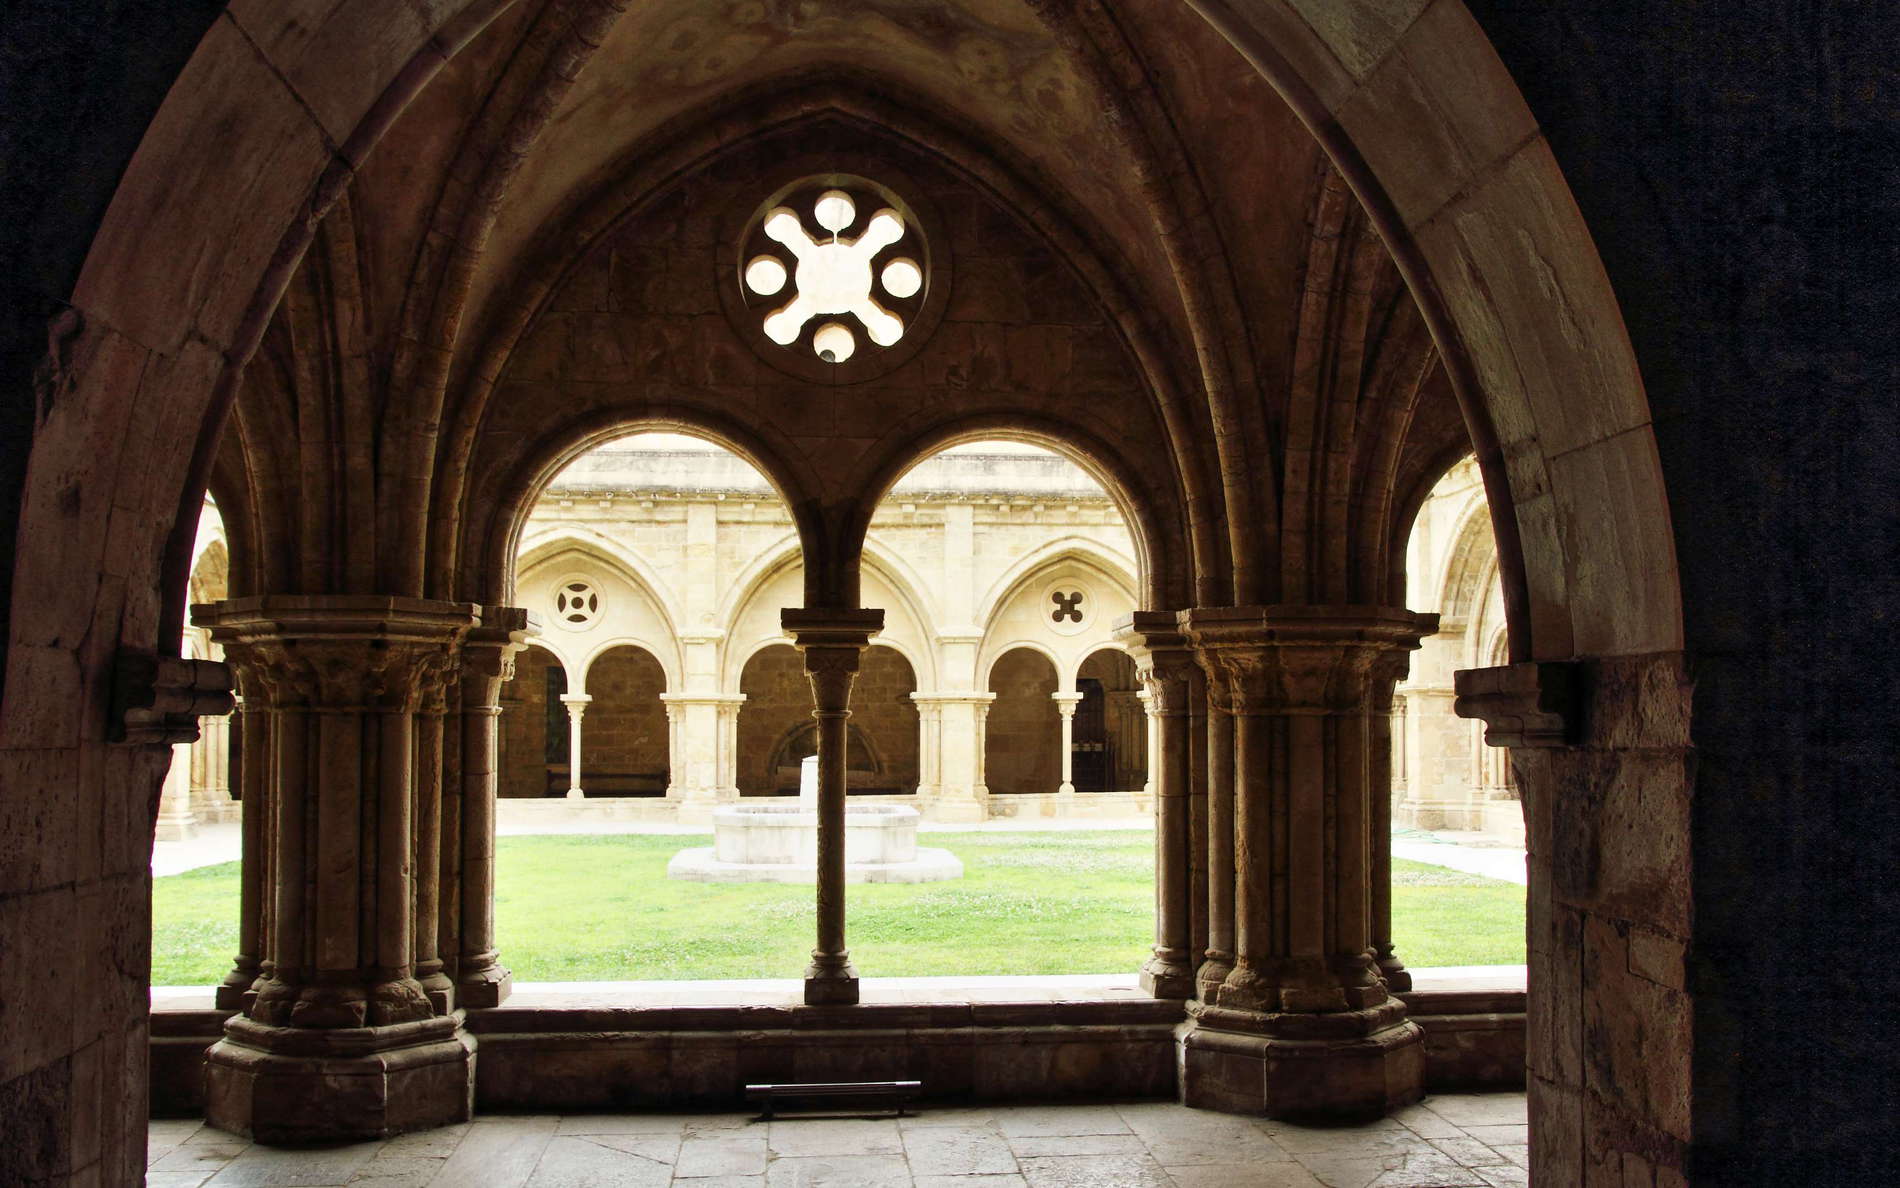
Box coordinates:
[918,795,986,824]
[1140,952,1197,1000]
[1177,1000,1424,1121]
[457,957,514,1008]
[804,957,860,1005]
[1378,954,1413,993]
[204,1014,475,1143]
[214,967,258,1012]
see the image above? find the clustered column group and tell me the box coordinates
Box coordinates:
[192,589,1437,1136]
[196,596,529,1142]
[1121,605,1435,1118]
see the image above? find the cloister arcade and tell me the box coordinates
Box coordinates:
[489,435,1150,823]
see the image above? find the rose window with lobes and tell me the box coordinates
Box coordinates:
[738,182,925,364]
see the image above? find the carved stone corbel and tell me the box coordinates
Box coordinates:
[1453,661,1581,748]
[110,650,235,744]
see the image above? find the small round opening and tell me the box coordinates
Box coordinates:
[813,190,856,234]
[881,257,922,299]
[812,322,856,363]
[744,255,787,296]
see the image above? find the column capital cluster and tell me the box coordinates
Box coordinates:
[783,607,884,713]
[1115,611,1198,717]
[1180,606,1437,714]
[197,595,480,711]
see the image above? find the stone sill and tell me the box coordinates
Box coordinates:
[150,967,1524,1030]
[150,969,1524,1115]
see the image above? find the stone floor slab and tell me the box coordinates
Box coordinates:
[1413,1095,1527,1128]
[433,1115,558,1188]
[677,1135,769,1178]
[203,1139,380,1187]
[1164,1164,1326,1187]
[524,1134,676,1187]
[901,1124,1018,1176]
[1009,1133,1149,1157]
[343,1155,448,1186]
[767,1117,903,1157]
[995,1105,1133,1138]
[762,1153,913,1186]
[1017,1153,1172,1187]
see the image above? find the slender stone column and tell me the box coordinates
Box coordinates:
[717,696,743,797]
[1200,665,1237,998]
[1186,663,1209,967]
[456,607,528,1008]
[560,693,591,798]
[1117,613,1196,999]
[1178,605,1435,1120]
[915,698,943,798]
[197,595,480,1143]
[1053,691,1083,798]
[156,740,199,840]
[413,677,452,1012]
[910,693,994,822]
[194,707,234,823]
[973,701,993,798]
[659,693,746,823]
[783,608,884,1006]
[1368,650,1415,991]
[217,697,268,1010]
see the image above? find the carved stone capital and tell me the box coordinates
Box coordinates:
[1453,661,1580,748]
[460,605,532,709]
[783,607,883,714]
[1181,606,1437,714]
[195,596,480,712]
[1117,611,1197,716]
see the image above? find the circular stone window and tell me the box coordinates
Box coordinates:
[1043,580,1094,637]
[552,578,602,630]
[722,173,949,384]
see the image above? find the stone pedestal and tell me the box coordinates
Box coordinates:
[1176,605,1435,1119]
[196,595,483,1141]
[203,1016,476,1144]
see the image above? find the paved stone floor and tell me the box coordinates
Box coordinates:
[147,1092,1528,1187]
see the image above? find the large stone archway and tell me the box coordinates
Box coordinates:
[7,3,1825,1184]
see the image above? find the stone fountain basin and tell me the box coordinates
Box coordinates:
[667,801,963,884]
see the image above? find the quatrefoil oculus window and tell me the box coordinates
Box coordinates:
[737,179,928,366]
[1042,580,1093,637]
[554,579,601,629]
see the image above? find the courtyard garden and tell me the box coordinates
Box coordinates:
[150,830,1525,986]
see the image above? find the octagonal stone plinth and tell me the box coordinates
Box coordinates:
[204,1016,475,1144]
[1177,1001,1424,1122]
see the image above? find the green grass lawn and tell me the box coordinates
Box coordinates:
[151,832,1524,985]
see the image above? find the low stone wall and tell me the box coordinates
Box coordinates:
[150,980,1523,1117]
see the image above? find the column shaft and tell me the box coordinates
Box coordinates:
[1117,614,1197,999]
[561,694,590,798]
[784,608,883,1007]
[458,608,527,1007]
[217,700,268,1010]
